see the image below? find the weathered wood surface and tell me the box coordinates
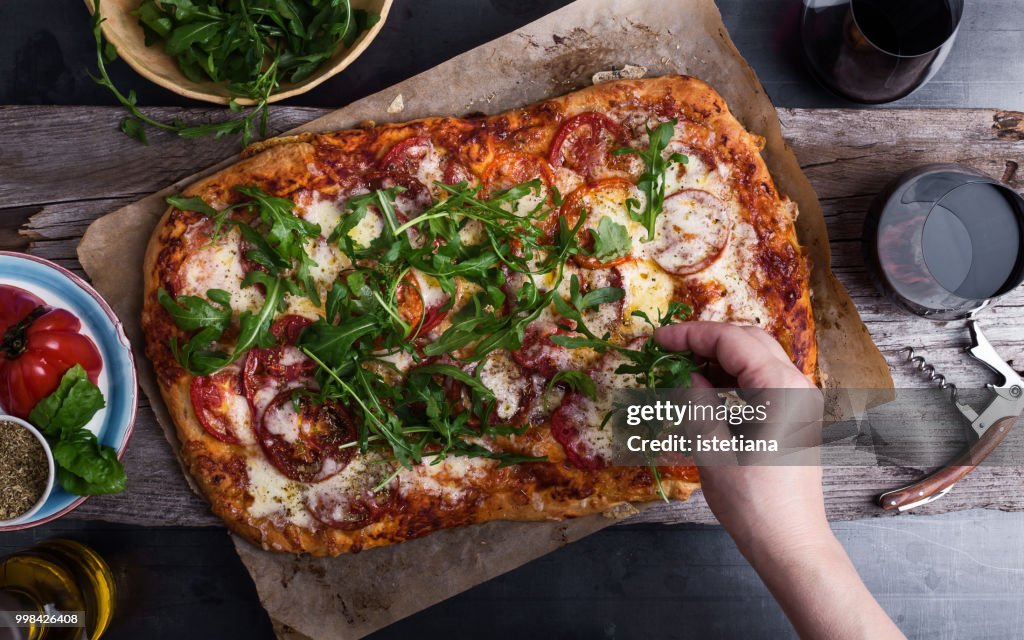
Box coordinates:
[0,105,1022,528]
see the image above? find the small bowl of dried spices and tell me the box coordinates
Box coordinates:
[0,416,55,528]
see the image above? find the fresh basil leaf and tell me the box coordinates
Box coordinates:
[27,364,126,497]
[29,365,106,438]
[52,429,126,494]
[56,454,127,496]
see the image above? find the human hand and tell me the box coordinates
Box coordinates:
[654,321,826,554]
[655,321,904,640]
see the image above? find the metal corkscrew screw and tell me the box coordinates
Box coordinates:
[900,346,959,403]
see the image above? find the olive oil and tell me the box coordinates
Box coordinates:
[0,540,115,640]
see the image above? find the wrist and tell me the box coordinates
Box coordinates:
[732,516,838,568]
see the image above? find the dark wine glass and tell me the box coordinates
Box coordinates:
[801,0,966,104]
[864,165,1024,320]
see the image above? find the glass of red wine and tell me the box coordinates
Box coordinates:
[864,165,1024,320]
[801,0,966,103]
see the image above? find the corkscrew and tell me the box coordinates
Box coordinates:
[901,346,960,403]
[879,320,1023,512]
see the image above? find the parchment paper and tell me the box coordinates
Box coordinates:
[78,0,894,637]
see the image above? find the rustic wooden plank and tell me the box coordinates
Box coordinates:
[0,106,324,209]
[2,106,1023,528]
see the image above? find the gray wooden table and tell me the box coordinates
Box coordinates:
[4,104,1022,528]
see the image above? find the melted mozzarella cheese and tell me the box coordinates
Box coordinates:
[410,269,450,310]
[415,145,447,194]
[688,218,770,327]
[348,208,385,248]
[500,183,549,219]
[222,389,256,446]
[306,455,373,499]
[458,220,487,246]
[181,227,264,313]
[248,451,398,530]
[283,238,352,318]
[245,456,313,528]
[569,350,640,462]
[282,295,320,319]
[398,455,495,503]
[307,238,351,285]
[577,183,649,250]
[478,351,531,422]
[575,404,614,461]
[617,259,676,337]
[373,349,416,375]
[262,397,302,444]
[552,167,585,197]
[301,198,343,237]
[663,149,731,200]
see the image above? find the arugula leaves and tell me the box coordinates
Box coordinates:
[547,370,597,400]
[154,124,699,485]
[158,185,316,376]
[589,216,632,262]
[552,300,695,390]
[90,0,379,146]
[551,274,625,340]
[615,120,689,241]
[29,365,127,496]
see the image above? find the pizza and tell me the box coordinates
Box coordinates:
[142,75,815,556]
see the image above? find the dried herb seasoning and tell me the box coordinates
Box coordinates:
[0,421,49,520]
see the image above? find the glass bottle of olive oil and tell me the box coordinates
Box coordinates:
[0,540,116,640]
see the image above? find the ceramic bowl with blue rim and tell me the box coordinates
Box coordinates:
[0,251,137,531]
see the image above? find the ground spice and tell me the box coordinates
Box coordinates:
[0,420,49,520]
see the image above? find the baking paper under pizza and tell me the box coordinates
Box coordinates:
[142,76,815,555]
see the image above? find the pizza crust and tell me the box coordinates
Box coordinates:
[143,76,814,556]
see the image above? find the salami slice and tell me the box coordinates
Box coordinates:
[548,112,625,183]
[549,339,644,470]
[190,365,253,445]
[651,189,732,276]
[242,316,317,424]
[305,468,398,530]
[258,393,357,483]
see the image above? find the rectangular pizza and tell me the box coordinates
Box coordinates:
[142,75,816,555]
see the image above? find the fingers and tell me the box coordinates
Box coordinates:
[690,372,713,388]
[654,322,812,390]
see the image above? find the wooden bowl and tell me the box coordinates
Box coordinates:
[86,0,392,105]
